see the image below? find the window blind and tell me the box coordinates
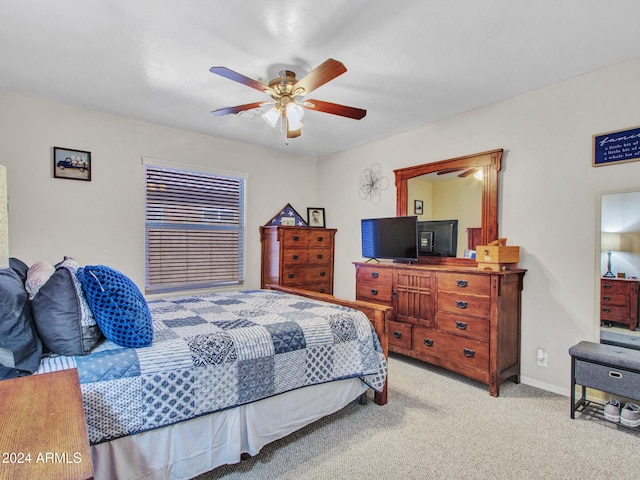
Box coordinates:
[145,165,245,293]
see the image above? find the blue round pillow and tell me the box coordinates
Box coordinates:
[78,265,153,348]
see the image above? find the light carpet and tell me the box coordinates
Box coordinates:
[194,354,640,480]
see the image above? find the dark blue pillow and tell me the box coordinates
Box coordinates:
[0,268,42,379]
[78,265,153,348]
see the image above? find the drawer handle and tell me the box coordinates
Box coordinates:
[456,321,468,330]
[316,254,323,259]
[602,308,611,313]
[320,272,326,277]
[603,284,612,289]
[609,371,623,379]
[463,348,475,358]
[602,296,611,301]
[456,300,468,309]
[456,280,468,288]
[292,235,300,241]
[317,236,324,242]
[319,288,326,293]
[393,331,402,339]
[371,272,379,278]
[423,338,434,347]
[292,254,299,260]
[370,288,378,296]
[287,273,295,279]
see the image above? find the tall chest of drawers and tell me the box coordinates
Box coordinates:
[261,226,336,294]
[354,262,525,396]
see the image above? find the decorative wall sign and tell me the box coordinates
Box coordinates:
[359,163,389,204]
[53,146,92,181]
[265,203,308,226]
[414,199,423,215]
[593,125,640,167]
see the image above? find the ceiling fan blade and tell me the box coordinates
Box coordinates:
[211,101,265,116]
[209,66,275,95]
[303,99,366,120]
[292,58,347,96]
[437,167,464,176]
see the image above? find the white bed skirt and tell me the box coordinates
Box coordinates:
[91,378,368,480]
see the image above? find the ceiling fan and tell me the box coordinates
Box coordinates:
[209,58,366,140]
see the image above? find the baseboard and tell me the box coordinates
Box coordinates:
[520,376,570,397]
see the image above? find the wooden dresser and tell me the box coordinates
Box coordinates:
[354,261,525,396]
[600,277,640,331]
[261,226,337,294]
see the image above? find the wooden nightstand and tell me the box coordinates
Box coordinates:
[0,369,93,480]
[600,277,640,331]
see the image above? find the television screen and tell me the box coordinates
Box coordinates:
[361,216,418,261]
[417,219,458,257]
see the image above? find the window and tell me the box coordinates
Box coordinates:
[145,164,245,293]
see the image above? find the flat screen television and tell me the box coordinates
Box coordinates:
[417,219,458,257]
[361,216,418,262]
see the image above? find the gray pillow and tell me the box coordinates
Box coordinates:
[31,265,101,356]
[0,268,42,379]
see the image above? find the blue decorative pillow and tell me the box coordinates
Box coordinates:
[78,265,153,348]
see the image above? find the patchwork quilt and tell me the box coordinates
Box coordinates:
[37,289,387,445]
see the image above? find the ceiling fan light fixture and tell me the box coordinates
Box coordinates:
[262,107,280,128]
[286,102,305,131]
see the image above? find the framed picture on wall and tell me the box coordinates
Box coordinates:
[53,146,92,181]
[414,199,423,215]
[307,208,326,228]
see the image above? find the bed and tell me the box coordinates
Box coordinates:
[16,262,390,480]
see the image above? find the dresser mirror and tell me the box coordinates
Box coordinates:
[395,149,502,265]
[598,190,640,345]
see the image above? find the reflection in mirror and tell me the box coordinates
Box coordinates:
[599,190,640,348]
[395,149,502,265]
[408,172,482,258]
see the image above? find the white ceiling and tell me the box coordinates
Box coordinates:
[2,1,640,158]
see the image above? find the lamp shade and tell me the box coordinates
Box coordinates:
[0,164,8,269]
[601,232,621,252]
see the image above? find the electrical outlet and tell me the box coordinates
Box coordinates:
[536,348,548,367]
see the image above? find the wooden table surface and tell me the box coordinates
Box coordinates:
[0,368,93,479]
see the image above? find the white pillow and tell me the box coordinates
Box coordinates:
[25,261,55,299]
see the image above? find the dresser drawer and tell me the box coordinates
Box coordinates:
[601,293,630,306]
[281,250,308,266]
[281,229,309,247]
[437,291,491,318]
[437,272,490,296]
[575,360,640,400]
[437,311,489,342]
[600,305,631,322]
[281,266,330,284]
[306,247,332,265]
[601,279,633,295]
[301,281,332,294]
[356,281,393,303]
[412,328,489,372]
[356,266,393,285]
[388,320,412,349]
[308,231,332,247]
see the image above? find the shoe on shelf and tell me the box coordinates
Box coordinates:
[604,398,621,423]
[620,402,640,427]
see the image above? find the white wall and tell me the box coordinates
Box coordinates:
[0,91,317,291]
[318,56,640,395]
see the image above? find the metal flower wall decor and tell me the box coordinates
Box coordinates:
[359,163,389,204]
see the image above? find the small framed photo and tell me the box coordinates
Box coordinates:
[307,208,326,228]
[414,199,423,215]
[53,146,91,181]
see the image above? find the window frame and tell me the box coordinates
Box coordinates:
[143,158,247,294]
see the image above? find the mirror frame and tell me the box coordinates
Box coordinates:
[395,149,502,265]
